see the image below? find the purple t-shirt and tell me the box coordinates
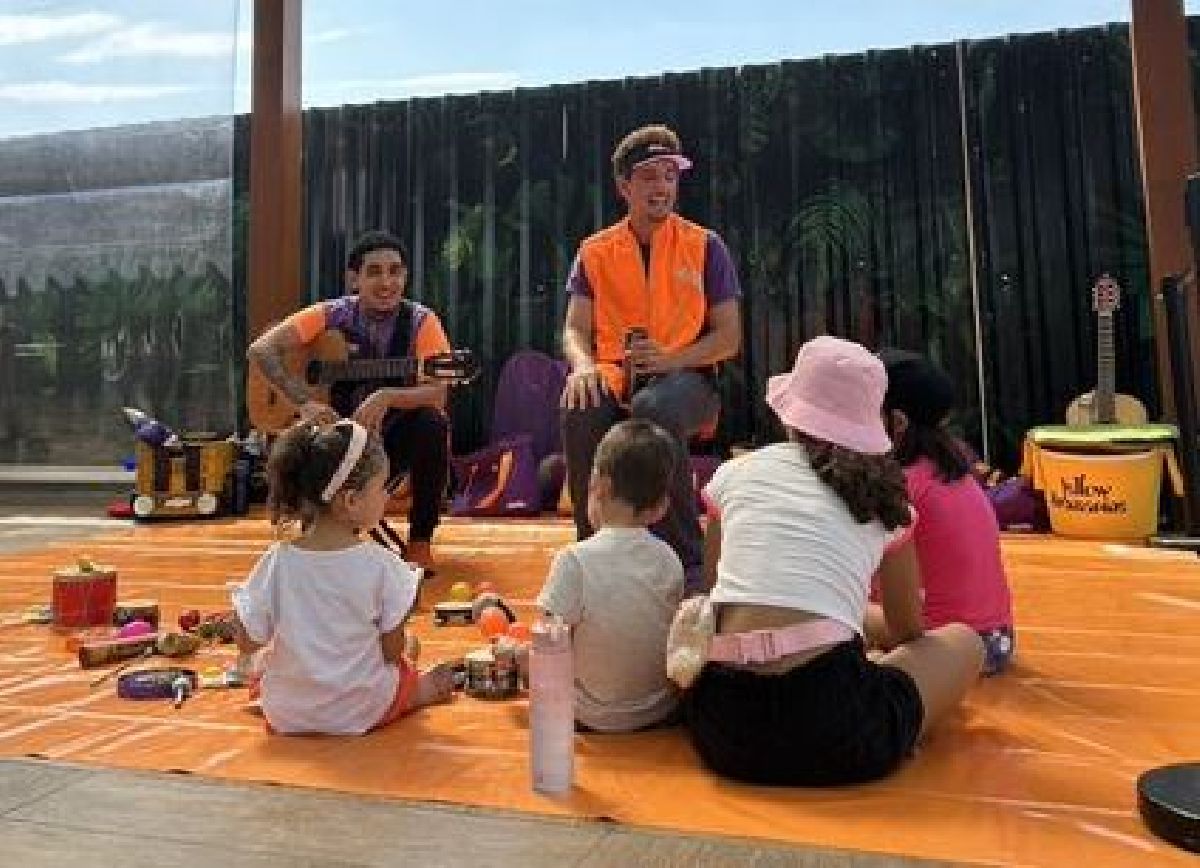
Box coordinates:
[320,295,431,358]
[565,231,741,307]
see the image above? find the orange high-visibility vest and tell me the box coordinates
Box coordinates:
[578,213,708,396]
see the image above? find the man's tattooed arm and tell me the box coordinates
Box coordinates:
[248,340,311,406]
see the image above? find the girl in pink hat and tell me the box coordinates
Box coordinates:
[687,336,984,785]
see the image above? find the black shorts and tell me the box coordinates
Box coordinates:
[685,638,924,786]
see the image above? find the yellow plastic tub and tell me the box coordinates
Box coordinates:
[1031,448,1163,540]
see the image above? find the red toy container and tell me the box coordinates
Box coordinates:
[52,565,117,629]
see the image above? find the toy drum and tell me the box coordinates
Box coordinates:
[52,564,117,629]
[113,599,160,629]
[463,647,520,700]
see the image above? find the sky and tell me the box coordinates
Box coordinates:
[1,1,1199,138]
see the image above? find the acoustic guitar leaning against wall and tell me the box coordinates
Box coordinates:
[1065,274,1148,427]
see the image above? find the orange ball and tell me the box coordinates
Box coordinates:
[506,621,530,642]
[478,606,509,639]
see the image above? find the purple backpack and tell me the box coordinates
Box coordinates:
[449,351,569,517]
[489,350,569,468]
[450,433,542,517]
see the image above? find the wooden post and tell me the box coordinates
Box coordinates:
[1130,0,1200,420]
[248,0,303,342]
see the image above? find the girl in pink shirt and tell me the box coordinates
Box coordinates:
[870,350,1015,675]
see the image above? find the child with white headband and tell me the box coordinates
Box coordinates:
[231,419,455,734]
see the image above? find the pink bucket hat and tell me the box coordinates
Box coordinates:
[766,335,891,454]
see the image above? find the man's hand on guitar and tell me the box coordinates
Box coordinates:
[352,390,397,432]
[297,400,339,427]
[560,364,609,410]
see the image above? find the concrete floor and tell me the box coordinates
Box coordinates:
[0,484,129,553]
[0,760,944,868]
[0,514,129,553]
[0,495,946,868]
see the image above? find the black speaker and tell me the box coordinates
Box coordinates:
[1139,763,1200,852]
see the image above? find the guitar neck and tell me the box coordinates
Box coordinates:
[1096,311,1115,423]
[311,356,419,386]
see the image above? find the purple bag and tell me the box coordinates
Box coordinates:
[986,475,1050,532]
[489,350,569,467]
[450,434,541,517]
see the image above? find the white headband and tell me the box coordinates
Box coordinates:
[320,421,369,503]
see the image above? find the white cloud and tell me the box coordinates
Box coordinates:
[310,27,356,45]
[310,72,521,104]
[0,12,120,46]
[0,81,194,104]
[58,22,250,64]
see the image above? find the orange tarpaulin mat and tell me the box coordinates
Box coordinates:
[1,518,1198,866]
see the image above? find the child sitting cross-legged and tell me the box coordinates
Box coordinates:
[537,419,685,732]
[870,349,1015,675]
[687,336,984,786]
[231,419,455,735]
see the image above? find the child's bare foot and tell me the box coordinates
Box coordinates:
[409,662,456,710]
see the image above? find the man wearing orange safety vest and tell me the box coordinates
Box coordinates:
[560,124,743,592]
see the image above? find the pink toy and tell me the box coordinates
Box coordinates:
[116,619,156,640]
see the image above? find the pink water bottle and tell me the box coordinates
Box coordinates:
[529,615,574,793]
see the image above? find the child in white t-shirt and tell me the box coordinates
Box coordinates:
[232,419,454,735]
[537,420,685,732]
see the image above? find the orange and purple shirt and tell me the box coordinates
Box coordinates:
[288,295,450,361]
[285,295,451,416]
[566,214,741,395]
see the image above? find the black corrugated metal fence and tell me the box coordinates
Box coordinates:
[237,22,1171,470]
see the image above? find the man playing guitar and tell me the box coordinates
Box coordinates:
[559,124,743,592]
[247,230,453,568]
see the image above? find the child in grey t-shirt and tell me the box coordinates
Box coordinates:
[537,420,685,732]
